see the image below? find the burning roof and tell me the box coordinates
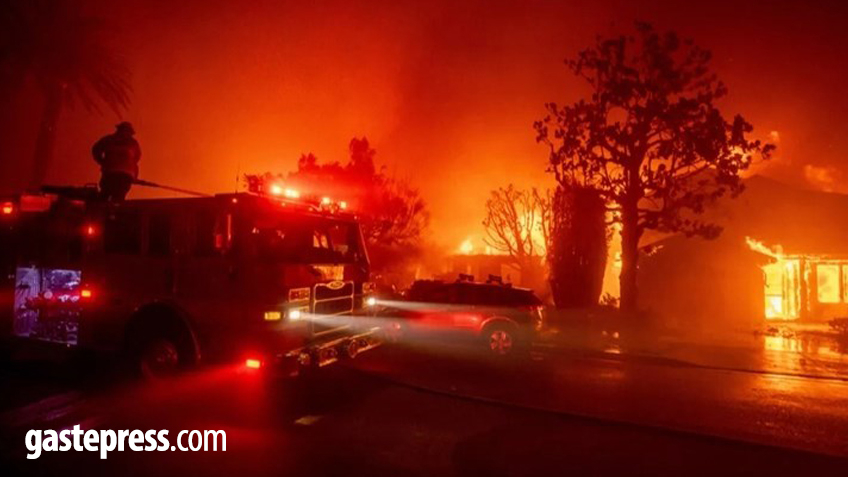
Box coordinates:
[700,175,848,256]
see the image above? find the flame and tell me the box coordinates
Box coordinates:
[745,236,783,258]
[746,237,798,320]
[458,238,474,255]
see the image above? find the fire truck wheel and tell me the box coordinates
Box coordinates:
[125,307,197,379]
[138,338,181,378]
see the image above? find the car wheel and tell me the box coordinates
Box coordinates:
[138,337,181,378]
[483,324,518,357]
[384,320,405,344]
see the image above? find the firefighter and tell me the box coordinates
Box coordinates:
[91,122,141,201]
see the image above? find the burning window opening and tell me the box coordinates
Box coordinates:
[746,237,848,321]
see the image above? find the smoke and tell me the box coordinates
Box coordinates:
[803,164,841,193]
[2,0,848,249]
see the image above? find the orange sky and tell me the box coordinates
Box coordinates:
[3,0,848,249]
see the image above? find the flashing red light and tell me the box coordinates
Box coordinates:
[1,202,13,215]
[245,358,262,369]
[84,224,97,237]
[80,288,93,299]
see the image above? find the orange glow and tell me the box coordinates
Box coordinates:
[80,289,93,299]
[13,2,843,261]
[283,188,300,199]
[339,201,348,210]
[269,184,283,196]
[321,196,331,205]
[1,202,13,215]
[816,264,841,303]
[245,358,262,369]
[803,164,838,192]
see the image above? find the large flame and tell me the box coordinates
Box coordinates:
[746,236,798,320]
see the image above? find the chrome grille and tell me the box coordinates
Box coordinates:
[313,281,354,316]
[314,282,354,301]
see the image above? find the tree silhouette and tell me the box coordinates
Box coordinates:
[0,0,131,187]
[547,185,608,308]
[534,23,774,312]
[482,185,550,288]
[244,138,429,273]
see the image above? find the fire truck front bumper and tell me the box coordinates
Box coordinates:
[244,326,383,377]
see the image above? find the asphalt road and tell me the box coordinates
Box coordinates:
[1,343,847,476]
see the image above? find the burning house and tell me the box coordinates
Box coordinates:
[638,176,848,329]
[439,253,525,286]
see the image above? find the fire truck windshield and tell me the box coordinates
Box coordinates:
[248,213,365,265]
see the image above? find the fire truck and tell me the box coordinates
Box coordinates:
[0,185,380,377]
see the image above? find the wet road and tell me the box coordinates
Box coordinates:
[353,344,848,456]
[1,344,847,476]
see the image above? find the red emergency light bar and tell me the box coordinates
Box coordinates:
[269,184,300,199]
[242,178,353,213]
[246,187,351,214]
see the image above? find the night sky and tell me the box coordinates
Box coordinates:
[2,0,847,248]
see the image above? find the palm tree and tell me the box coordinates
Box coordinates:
[0,0,131,188]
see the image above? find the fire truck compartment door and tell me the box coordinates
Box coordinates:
[12,266,82,346]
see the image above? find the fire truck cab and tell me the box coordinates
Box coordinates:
[0,187,379,376]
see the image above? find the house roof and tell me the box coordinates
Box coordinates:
[705,175,848,256]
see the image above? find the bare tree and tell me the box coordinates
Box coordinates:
[483,185,550,278]
[534,23,774,312]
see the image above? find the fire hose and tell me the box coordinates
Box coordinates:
[132,178,210,197]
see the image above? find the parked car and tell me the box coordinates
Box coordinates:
[383,277,544,357]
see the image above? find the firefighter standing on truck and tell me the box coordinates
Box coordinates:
[91,121,141,201]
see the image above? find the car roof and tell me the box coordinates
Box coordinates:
[411,279,533,294]
[408,280,542,306]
